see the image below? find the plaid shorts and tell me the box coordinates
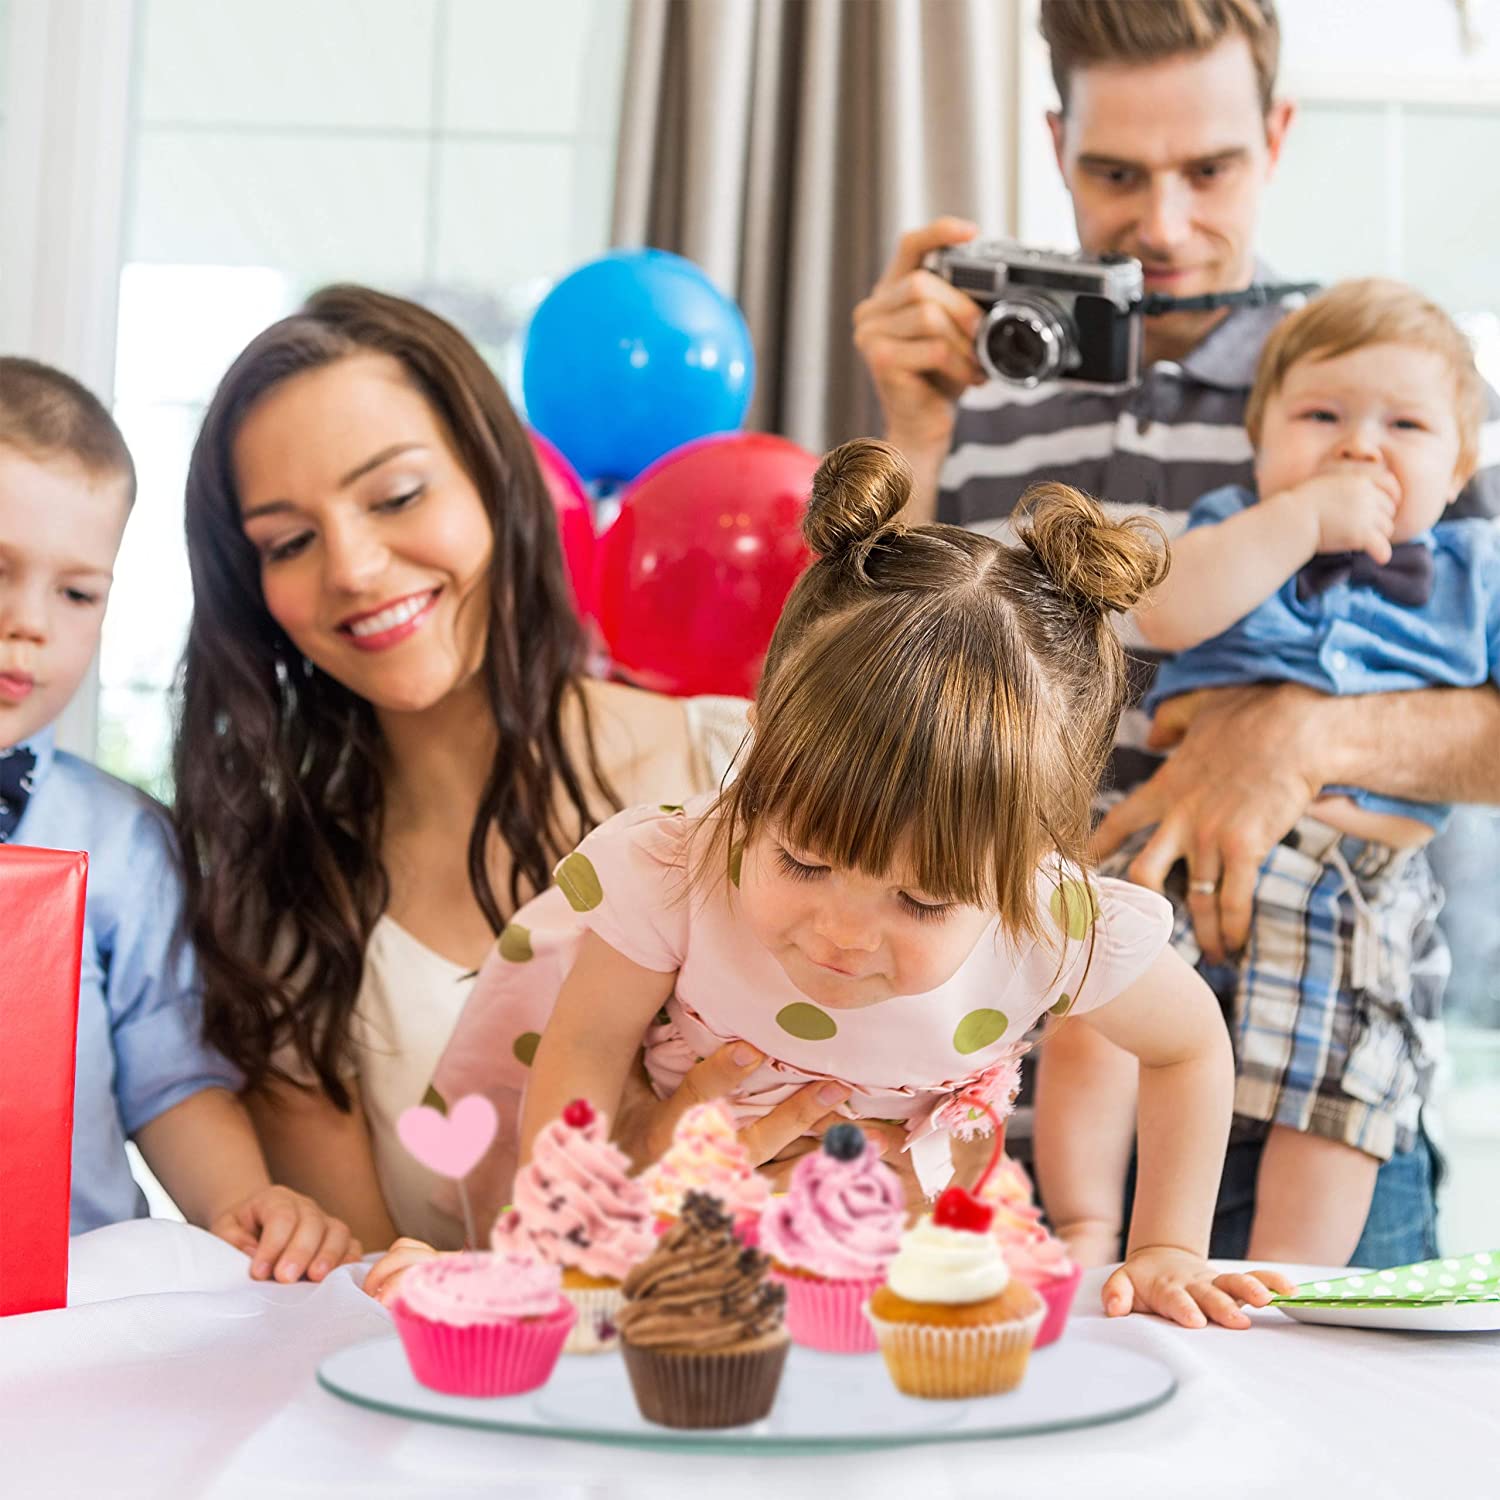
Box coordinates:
[1100,817,1447,1160]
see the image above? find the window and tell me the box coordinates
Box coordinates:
[101,0,629,796]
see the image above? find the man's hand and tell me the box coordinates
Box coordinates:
[1271,466,1397,562]
[853,217,986,454]
[1093,683,1329,962]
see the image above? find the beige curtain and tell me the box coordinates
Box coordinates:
[612,0,1023,455]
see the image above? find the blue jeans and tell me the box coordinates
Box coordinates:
[1110,1115,1442,1268]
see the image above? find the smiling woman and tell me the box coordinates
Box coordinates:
[171,286,753,1247]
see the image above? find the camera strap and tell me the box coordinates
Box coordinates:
[1139,281,1320,316]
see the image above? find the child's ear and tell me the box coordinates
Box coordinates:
[745,703,757,731]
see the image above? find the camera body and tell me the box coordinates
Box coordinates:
[927,239,1145,388]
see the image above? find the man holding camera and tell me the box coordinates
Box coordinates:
[855,0,1500,1267]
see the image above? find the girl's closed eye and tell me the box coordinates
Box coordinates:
[775,846,827,882]
[261,530,314,564]
[898,892,955,924]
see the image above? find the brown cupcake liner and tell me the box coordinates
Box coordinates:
[863,1298,1044,1399]
[620,1336,790,1429]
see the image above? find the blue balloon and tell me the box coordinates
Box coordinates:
[522,248,755,484]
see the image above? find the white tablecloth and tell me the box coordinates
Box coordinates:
[2,1220,1494,1499]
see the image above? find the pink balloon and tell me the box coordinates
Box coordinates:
[529,428,597,619]
[596,433,818,698]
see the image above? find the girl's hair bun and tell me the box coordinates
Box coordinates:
[1017,482,1169,616]
[803,438,912,562]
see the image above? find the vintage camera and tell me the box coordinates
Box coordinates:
[928,239,1145,388]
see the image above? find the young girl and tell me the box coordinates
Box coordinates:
[376,439,1290,1328]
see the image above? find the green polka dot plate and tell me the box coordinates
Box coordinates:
[1272,1250,1500,1331]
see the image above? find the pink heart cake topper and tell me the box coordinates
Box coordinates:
[396,1094,499,1180]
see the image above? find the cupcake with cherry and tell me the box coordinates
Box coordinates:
[865,1101,1044,1398]
[490,1097,655,1353]
[640,1099,771,1241]
[757,1122,906,1352]
[977,1153,1081,1349]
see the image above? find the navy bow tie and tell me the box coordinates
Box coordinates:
[1295,542,1435,608]
[0,745,36,842]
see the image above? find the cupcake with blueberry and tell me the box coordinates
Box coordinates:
[640,1099,771,1242]
[865,1103,1043,1398]
[757,1122,906,1353]
[391,1251,576,1396]
[617,1191,789,1429]
[490,1097,654,1353]
[977,1154,1081,1349]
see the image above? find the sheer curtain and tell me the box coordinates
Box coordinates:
[612,0,1023,454]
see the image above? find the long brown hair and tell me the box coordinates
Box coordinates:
[703,439,1167,946]
[173,285,615,1108]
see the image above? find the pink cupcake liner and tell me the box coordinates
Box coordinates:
[1020,1262,1082,1349]
[770,1270,885,1353]
[391,1297,577,1397]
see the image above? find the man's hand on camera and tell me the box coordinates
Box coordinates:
[853,217,988,455]
[1092,683,1328,962]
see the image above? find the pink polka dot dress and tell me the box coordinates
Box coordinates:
[432,797,1171,1210]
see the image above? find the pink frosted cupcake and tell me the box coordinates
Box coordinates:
[640,1099,770,1243]
[758,1123,906,1353]
[491,1098,654,1354]
[978,1154,1081,1349]
[391,1251,575,1396]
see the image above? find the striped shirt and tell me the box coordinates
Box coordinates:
[936,295,1500,797]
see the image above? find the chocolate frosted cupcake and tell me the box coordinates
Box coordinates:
[617,1191,789,1429]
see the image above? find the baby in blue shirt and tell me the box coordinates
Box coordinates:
[0,357,356,1280]
[1123,279,1495,1259]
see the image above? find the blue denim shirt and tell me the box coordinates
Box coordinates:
[1147,484,1500,831]
[9,727,241,1232]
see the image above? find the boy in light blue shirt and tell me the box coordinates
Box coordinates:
[1080,280,1494,1264]
[0,357,357,1279]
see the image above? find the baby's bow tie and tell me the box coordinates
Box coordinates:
[1295,541,1434,608]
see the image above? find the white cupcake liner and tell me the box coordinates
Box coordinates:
[563,1284,626,1355]
[863,1294,1044,1399]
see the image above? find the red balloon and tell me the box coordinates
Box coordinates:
[596,432,818,698]
[530,428,597,618]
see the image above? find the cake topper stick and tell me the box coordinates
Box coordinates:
[396,1093,500,1250]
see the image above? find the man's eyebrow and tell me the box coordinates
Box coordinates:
[1077,147,1250,172]
[240,443,428,522]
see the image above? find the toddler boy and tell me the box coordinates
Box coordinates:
[0,357,354,1280]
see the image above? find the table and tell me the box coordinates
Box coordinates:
[2,1220,1493,1499]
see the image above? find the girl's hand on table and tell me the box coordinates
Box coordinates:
[363,1237,445,1307]
[1102,1245,1296,1328]
[210,1185,362,1283]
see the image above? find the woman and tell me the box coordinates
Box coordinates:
[174,286,835,1248]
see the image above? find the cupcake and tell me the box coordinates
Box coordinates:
[758,1122,905,1353]
[977,1154,1081,1350]
[391,1251,576,1396]
[640,1099,771,1241]
[617,1191,789,1429]
[490,1098,654,1353]
[865,1102,1043,1399]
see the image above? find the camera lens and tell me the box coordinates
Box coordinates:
[978,300,1067,386]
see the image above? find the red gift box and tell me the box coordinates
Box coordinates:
[0,846,87,1316]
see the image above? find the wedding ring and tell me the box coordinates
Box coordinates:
[1188,878,1219,895]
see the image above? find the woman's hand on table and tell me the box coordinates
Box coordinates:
[1102,1245,1296,1328]
[363,1237,444,1307]
[210,1184,362,1283]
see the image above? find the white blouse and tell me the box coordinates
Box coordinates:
[352,694,751,1244]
